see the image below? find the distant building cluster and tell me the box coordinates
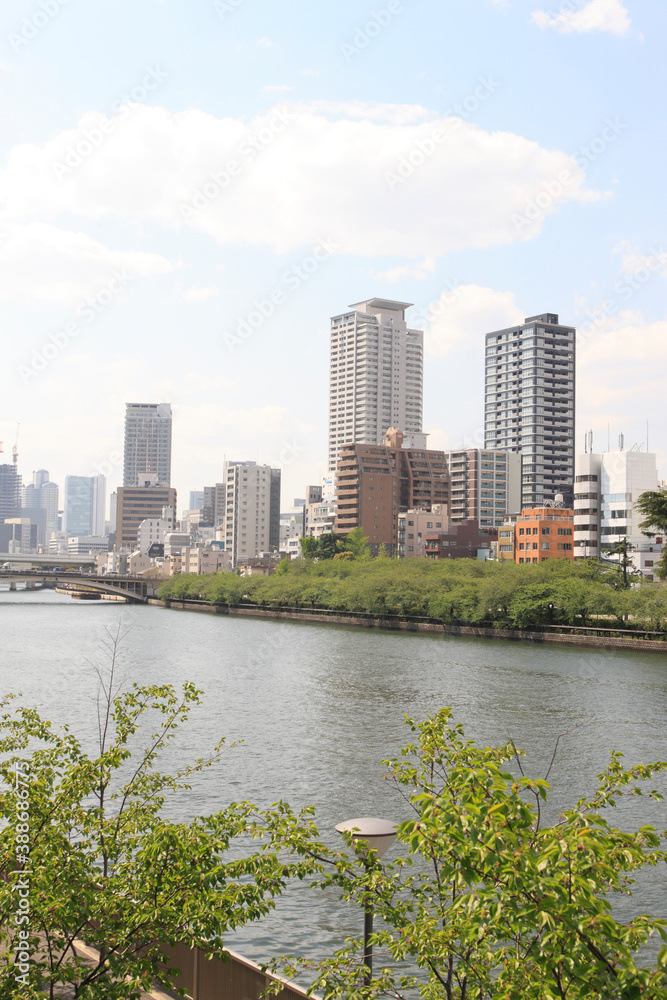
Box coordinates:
[0,297,663,581]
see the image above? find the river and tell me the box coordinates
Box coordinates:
[1,586,666,969]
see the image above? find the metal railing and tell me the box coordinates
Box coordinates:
[159,943,310,1000]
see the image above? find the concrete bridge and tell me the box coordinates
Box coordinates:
[0,571,161,604]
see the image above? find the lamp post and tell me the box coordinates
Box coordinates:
[335,817,397,988]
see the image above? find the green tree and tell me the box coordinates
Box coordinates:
[318,533,346,559]
[0,632,314,999]
[277,710,667,999]
[507,582,558,628]
[604,538,638,589]
[343,527,371,560]
[636,490,667,579]
[300,536,320,560]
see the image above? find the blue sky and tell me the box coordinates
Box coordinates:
[1,0,665,512]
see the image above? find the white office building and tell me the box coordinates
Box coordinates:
[123,403,172,487]
[574,448,660,575]
[328,298,424,471]
[223,461,281,568]
[137,507,176,553]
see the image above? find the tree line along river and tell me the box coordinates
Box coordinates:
[1,586,666,967]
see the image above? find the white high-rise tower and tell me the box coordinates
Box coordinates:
[328,298,424,471]
[123,403,173,487]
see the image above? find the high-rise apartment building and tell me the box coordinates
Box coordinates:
[573,448,659,572]
[445,449,521,529]
[223,461,281,567]
[484,313,576,508]
[123,403,172,487]
[63,475,106,537]
[328,298,424,471]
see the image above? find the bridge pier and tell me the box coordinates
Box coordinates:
[9,582,16,591]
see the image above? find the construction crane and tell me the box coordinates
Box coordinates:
[12,424,19,468]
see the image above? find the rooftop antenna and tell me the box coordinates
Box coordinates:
[619,433,624,451]
[13,423,20,469]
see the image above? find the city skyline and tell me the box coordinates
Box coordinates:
[1,0,665,507]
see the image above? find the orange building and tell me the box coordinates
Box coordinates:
[515,506,574,564]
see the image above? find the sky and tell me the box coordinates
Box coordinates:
[1,0,665,515]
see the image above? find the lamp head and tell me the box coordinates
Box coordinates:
[335,817,397,859]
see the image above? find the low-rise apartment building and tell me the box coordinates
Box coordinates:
[398,506,448,557]
[516,506,574,564]
[423,520,497,560]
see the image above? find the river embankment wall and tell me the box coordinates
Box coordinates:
[146,599,667,654]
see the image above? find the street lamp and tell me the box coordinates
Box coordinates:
[335,817,397,987]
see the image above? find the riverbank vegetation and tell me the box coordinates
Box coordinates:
[158,556,667,632]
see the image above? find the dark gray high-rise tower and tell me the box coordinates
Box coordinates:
[484,313,575,508]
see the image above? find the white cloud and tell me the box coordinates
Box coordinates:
[531,0,631,37]
[263,84,293,94]
[0,222,176,304]
[182,285,219,303]
[0,102,599,259]
[421,284,524,356]
[376,257,437,282]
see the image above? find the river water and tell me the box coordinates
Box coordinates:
[1,586,666,969]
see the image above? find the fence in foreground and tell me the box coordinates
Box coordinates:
[160,943,311,1000]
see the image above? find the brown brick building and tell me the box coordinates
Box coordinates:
[335,429,449,553]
